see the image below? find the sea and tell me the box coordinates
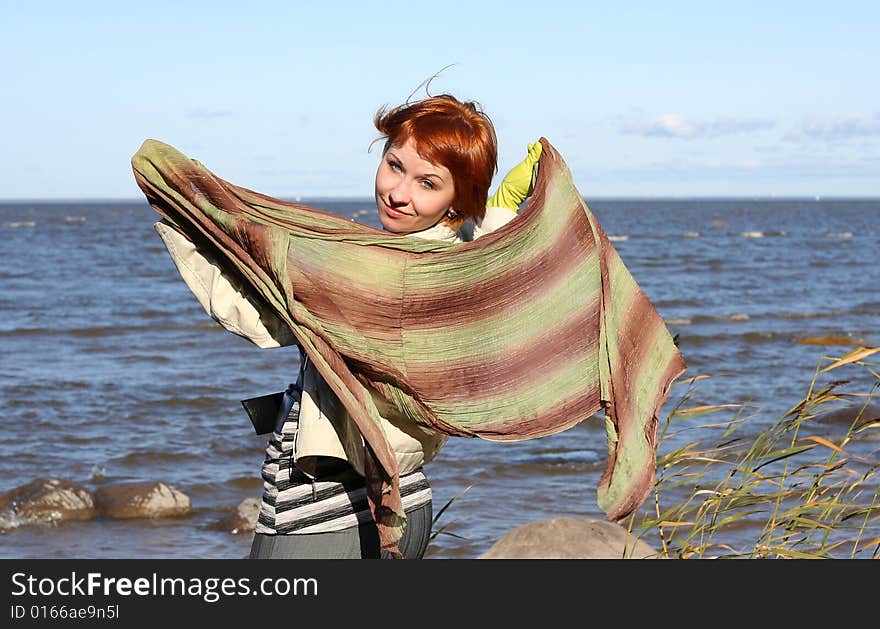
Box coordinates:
[1,197,878,559]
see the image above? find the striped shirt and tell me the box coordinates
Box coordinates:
[255,387,432,535]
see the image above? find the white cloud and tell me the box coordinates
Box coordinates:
[621,114,775,139]
[600,153,877,183]
[785,114,880,142]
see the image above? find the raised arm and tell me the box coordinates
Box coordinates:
[474,140,543,238]
[154,221,297,349]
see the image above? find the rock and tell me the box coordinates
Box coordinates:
[94,481,191,519]
[217,497,261,534]
[478,517,660,559]
[0,478,96,528]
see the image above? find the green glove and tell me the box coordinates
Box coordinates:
[487,140,543,211]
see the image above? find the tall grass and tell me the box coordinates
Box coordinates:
[630,346,880,559]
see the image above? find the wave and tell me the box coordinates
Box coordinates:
[128,308,179,320]
[723,309,872,322]
[604,229,802,241]
[188,476,263,493]
[682,313,752,323]
[665,317,693,326]
[655,298,705,308]
[676,330,783,346]
[138,394,230,410]
[615,232,708,239]
[824,232,853,238]
[90,464,107,482]
[740,230,786,238]
[64,216,87,223]
[0,511,28,531]
[854,301,880,314]
[114,450,194,465]
[0,400,42,412]
[204,439,268,458]
[3,221,36,228]
[115,354,173,364]
[769,309,851,320]
[673,329,874,347]
[61,434,114,445]
[486,454,604,477]
[0,323,220,337]
[681,310,865,325]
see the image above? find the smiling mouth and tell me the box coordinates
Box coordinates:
[382,202,411,218]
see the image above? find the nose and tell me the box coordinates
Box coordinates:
[387,180,410,206]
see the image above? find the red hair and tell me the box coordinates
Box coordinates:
[374,94,497,228]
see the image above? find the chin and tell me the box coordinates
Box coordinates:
[379,216,406,234]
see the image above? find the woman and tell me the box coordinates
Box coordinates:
[154,94,541,558]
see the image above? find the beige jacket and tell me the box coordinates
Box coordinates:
[155,206,517,478]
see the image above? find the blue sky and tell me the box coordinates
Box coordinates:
[1,1,877,199]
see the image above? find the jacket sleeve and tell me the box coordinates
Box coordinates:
[154,221,297,349]
[473,205,518,239]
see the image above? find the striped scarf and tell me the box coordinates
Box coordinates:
[132,138,687,556]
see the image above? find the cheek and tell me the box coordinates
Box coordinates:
[374,169,385,194]
[416,193,449,220]
[431,189,455,216]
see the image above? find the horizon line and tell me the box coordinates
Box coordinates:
[2,194,879,204]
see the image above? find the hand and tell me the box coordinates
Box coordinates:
[486,141,542,211]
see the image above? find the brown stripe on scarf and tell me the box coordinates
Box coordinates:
[401,199,597,327]
[407,305,602,404]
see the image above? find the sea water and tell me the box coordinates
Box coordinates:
[1,198,877,558]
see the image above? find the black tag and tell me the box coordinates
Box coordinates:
[240,391,285,435]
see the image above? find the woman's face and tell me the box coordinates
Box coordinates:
[374,137,456,234]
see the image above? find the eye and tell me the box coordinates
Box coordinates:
[387,159,402,172]
[420,179,435,190]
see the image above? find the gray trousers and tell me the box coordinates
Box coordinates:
[248,500,433,559]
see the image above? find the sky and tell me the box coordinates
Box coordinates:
[1,1,878,200]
